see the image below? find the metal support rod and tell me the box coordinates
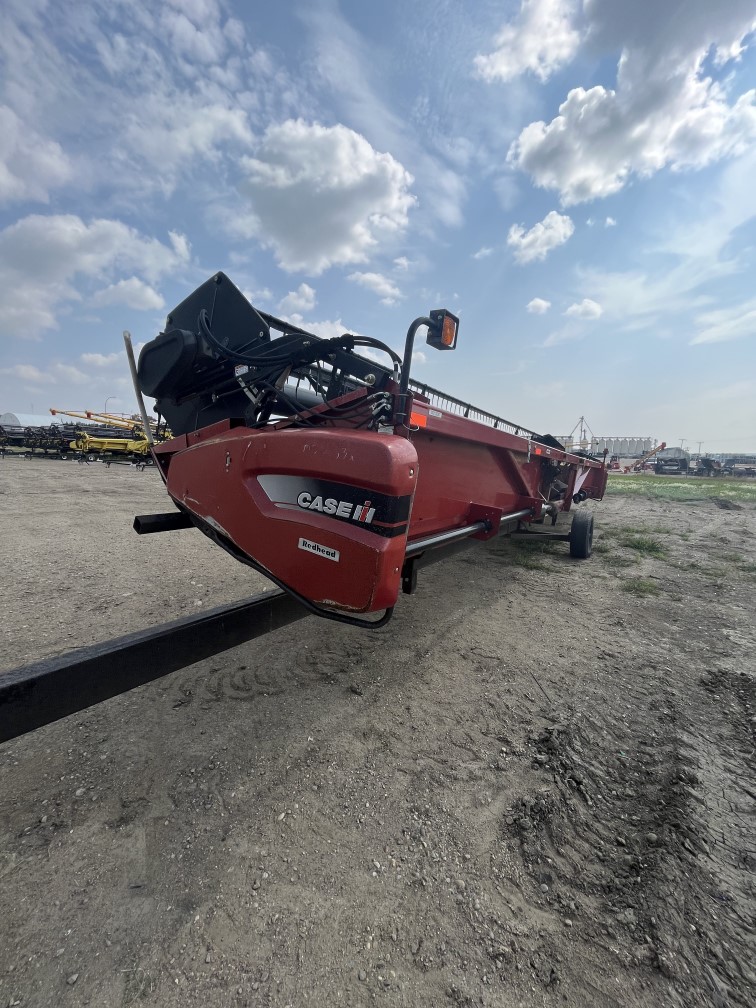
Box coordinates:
[406,521,488,557]
[395,316,432,426]
[123,331,154,447]
[406,508,532,557]
[0,590,306,744]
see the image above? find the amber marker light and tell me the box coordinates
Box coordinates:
[426,309,459,351]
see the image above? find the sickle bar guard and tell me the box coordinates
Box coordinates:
[136,273,607,626]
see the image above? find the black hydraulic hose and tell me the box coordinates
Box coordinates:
[198,310,402,372]
[351,337,403,366]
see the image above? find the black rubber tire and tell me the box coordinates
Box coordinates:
[569,509,594,558]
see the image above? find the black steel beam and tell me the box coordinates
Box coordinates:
[0,590,306,744]
[133,511,195,534]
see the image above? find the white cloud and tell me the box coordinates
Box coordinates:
[690,299,756,344]
[527,297,551,313]
[472,246,494,260]
[393,256,411,271]
[124,99,254,194]
[0,1,302,208]
[577,149,756,336]
[160,6,227,65]
[0,362,88,385]
[474,0,579,83]
[80,352,124,368]
[302,3,466,228]
[605,216,617,227]
[565,298,603,319]
[278,283,317,314]
[234,120,415,274]
[542,323,583,347]
[91,278,165,311]
[0,105,72,206]
[0,364,54,384]
[285,315,367,343]
[52,363,89,385]
[507,2,756,204]
[0,215,190,339]
[507,210,574,263]
[348,271,402,304]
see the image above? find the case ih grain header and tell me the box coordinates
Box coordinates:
[1,273,607,740]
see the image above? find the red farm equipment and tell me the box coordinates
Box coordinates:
[1,273,607,740]
[133,273,607,625]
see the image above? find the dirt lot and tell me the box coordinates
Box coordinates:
[1,459,755,1008]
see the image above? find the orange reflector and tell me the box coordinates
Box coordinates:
[410,411,427,428]
[535,447,542,455]
[441,316,457,347]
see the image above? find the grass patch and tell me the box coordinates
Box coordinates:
[621,577,662,597]
[607,474,756,504]
[617,533,667,558]
[593,543,638,567]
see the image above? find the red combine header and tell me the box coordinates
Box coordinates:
[134,273,607,626]
[1,272,607,741]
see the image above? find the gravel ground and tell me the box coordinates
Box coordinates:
[1,458,755,1008]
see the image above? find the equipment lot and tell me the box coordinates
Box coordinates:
[1,461,755,1007]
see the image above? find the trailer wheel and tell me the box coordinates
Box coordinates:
[569,510,594,558]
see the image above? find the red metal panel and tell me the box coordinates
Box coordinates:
[152,394,606,615]
[161,426,418,613]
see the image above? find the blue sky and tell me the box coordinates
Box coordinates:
[1,0,755,451]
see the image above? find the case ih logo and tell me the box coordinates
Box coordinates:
[296,492,376,524]
[256,474,411,539]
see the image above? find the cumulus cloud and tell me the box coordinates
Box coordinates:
[472,247,494,260]
[474,0,579,83]
[527,297,551,313]
[124,98,254,193]
[0,214,190,339]
[278,283,317,314]
[235,120,415,274]
[507,211,574,263]
[0,105,72,206]
[506,1,756,204]
[347,271,402,304]
[91,278,165,311]
[605,216,617,227]
[565,298,603,319]
[393,256,411,271]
